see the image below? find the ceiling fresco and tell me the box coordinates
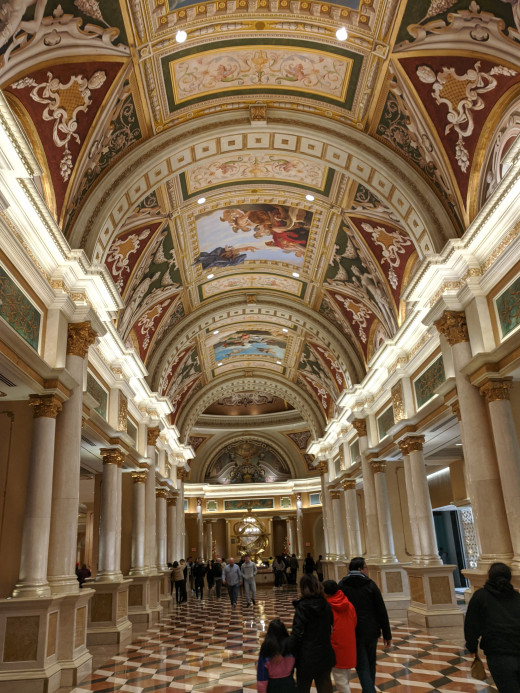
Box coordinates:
[2,0,520,458]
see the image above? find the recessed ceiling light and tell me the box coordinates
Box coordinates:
[276,361,282,365]
[217,362,222,366]
[197,197,206,204]
[207,273,214,279]
[176,30,188,43]
[305,194,315,201]
[292,272,299,277]
[336,27,348,41]
[455,443,463,446]
[213,330,219,335]
[282,328,288,332]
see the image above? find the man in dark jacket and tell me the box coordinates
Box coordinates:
[339,557,391,693]
[465,562,520,692]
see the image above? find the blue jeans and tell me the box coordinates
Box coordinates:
[487,654,520,693]
[355,639,378,693]
[227,583,239,606]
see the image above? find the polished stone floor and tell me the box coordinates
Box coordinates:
[62,586,497,692]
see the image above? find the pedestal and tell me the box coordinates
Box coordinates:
[158,571,172,612]
[56,589,94,687]
[87,580,132,646]
[405,565,463,628]
[0,596,62,693]
[149,575,163,623]
[126,576,154,630]
[368,564,410,618]
[322,559,348,582]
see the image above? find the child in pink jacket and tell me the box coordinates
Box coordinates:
[257,618,296,692]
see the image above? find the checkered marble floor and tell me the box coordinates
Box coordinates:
[66,586,498,692]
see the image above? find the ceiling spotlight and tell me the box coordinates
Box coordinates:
[217,362,222,366]
[213,330,219,335]
[292,272,299,278]
[197,197,206,204]
[282,328,288,332]
[336,27,348,41]
[276,361,282,365]
[207,273,214,279]
[176,29,188,43]
[306,194,315,201]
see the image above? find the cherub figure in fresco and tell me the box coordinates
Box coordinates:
[193,244,256,270]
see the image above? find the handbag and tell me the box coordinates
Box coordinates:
[470,653,486,681]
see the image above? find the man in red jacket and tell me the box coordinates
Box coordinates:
[323,580,357,693]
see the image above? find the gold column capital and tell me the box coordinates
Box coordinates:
[167,496,178,506]
[479,379,513,403]
[317,460,328,475]
[66,321,97,358]
[100,448,125,467]
[434,310,469,346]
[397,439,409,455]
[177,467,188,481]
[370,460,387,474]
[131,472,147,483]
[147,426,161,447]
[403,434,425,452]
[28,394,62,419]
[391,382,405,423]
[342,479,356,491]
[352,418,367,437]
[156,488,168,499]
[451,400,461,421]
[330,490,341,500]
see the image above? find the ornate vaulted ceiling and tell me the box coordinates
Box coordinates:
[2,0,520,450]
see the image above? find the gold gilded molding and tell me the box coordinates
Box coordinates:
[370,461,387,474]
[479,379,513,403]
[249,103,267,123]
[403,435,425,453]
[342,479,356,491]
[118,393,128,432]
[67,322,97,358]
[100,448,125,466]
[352,418,367,437]
[434,311,469,346]
[391,382,405,423]
[147,427,161,447]
[28,394,62,419]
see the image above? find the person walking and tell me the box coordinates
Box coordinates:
[315,555,324,582]
[465,562,520,692]
[323,580,357,693]
[304,553,315,575]
[289,554,299,586]
[186,556,195,594]
[257,618,296,692]
[193,557,206,600]
[241,554,258,606]
[223,556,242,609]
[214,557,223,598]
[172,560,186,604]
[207,559,215,595]
[289,573,335,693]
[339,557,391,693]
[273,556,287,588]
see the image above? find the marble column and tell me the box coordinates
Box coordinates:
[370,461,397,563]
[167,496,177,564]
[115,464,122,576]
[145,427,160,574]
[480,379,520,568]
[196,498,204,558]
[177,469,187,559]
[353,419,381,561]
[97,448,125,580]
[403,436,441,565]
[129,472,147,576]
[342,480,362,558]
[296,494,304,559]
[435,311,512,564]
[318,461,332,557]
[398,441,422,564]
[206,520,214,560]
[48,321,97,594]
[156,489,168,571]
[13,395,62,598]
[288,517,297,557]
[330,491,345,558]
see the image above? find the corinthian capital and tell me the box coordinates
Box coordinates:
[434,311,469,346]
[352,418,367,437]
[66,322,97,358]
[370,461,387,474]
[404,435,425,453]
[342,479,356,491]
[100,448,125,467]
[29,394,62,418]
[317,460,328,475]
[479,379,513,403]
[147,427,161,447]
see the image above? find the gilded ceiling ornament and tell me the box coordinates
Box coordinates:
[118,392,128,432]
[434,310,469,346]
[352,418,367,437]
[28,394,62,418]
[66,322,97,358]
[147,427,161,447]
[360,222,412,290]
[391,381,405,423]
[479,379,513,403]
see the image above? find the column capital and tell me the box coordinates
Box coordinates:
[167,496,178,506]
[342,479,356,491]
[479,379,513,403]
[295,493,302,502]
[196,497,203,507]
[451,400,461,421]
[352,418,367,437]
[330,490,341,500]
[403,434,425,452]
[66,321,97,358]
[28,394,62,418]
[317,460,328,475]
[398,439,410,455]
[100,448,125,467]
[434,310,469,346]
[156,488,168,499]
[132,472,147,483]
[370,460,387,474]
[147,426,161,447]
[177,467,188,481]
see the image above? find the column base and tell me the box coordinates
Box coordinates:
[322,559,348,582]
[87,579,133,646]
[57,590,94,687]
[126,576,155,630]
[368,563,411,618]
[405,565,463,628]
[158,572,172,612]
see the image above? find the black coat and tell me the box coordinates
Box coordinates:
[339,572,391,644]
[465,579,520,657]
[289,594,335,676]
[193,563,207,581]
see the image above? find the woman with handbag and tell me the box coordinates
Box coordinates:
[464,562,520,691]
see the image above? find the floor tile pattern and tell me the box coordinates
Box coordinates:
[66,586,498,692]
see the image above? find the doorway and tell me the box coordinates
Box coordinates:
[433,507,468,588]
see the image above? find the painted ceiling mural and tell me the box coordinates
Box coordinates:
[2,0,520,450]
[204,440,291,484]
